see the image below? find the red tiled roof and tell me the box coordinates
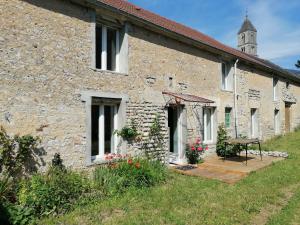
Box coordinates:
[162,91,214,104]
[94,0,298,81]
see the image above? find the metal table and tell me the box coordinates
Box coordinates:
[224,138,262,165]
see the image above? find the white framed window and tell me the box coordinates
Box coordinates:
[251,108,259,138]
[273,78,278,101]
[274,109,280,135]
[203,108,214,143]
[96,25,120,72]
[221,62,232,91]
[91,100,119,160]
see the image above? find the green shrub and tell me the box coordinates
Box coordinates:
[51,153,65,170]
[0,126,41,179]
[17,168,91,218]
[94,159,167,194]
[216,124,248,157]
[216,124,235,157]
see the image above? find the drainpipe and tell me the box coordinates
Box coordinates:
[234,59,239,138]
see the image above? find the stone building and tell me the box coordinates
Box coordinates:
[237,14,258,56]
[1,0,300,168]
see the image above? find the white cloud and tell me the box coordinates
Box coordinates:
[243,0,300,60]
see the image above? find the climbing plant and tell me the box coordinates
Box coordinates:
[143,114,165,162]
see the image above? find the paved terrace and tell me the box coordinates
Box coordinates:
[172,154,285,184]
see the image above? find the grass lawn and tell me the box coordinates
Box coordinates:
[41,131,300,225]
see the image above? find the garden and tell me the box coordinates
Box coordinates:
[0,125,168,225]
[1,122,300,225]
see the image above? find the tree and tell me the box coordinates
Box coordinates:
[296,60,300,69]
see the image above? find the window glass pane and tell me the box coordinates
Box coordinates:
[205,108,212,141]
[95,26,102,69]
[104,106,114,154]
[91,105,100,156]
[222,63,226,89]
[251,109,258,137]
[275,110,280,134]
[225,108,231,128]
[107,28,117,71]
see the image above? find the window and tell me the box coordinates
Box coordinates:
[251,108,258,138]
[96,25,119,72]
[221,62,232,91]
[241,33,245,44]
[241,47,245,52]
[91,98,119,160]
[273,78,278,101]
[203,108,214,142]
[274,109,280,134]
[225,107,232,128]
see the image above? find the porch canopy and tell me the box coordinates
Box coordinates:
[162,91,214,104]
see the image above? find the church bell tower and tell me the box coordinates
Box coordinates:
[238,14,257,56]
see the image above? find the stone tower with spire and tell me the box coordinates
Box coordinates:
[238,14,257,56]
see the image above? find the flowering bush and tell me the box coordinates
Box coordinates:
[186,138,208,164]
[94,158,167,194]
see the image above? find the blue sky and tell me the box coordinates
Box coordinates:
[128,0,300,69]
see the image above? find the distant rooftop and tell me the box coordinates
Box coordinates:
[287,69,300,76]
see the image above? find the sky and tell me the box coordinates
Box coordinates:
[128,0,300,69]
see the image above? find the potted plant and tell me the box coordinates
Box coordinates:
[114,120,140,141]
[186,138,208,164]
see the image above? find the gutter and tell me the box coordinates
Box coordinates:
[234,59,239,138]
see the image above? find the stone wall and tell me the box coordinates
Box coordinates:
[1,0,300,169]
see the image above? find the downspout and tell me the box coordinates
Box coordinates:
[234,59,239,138]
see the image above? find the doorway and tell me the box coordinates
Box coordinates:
[168,105,183,163]
[285,103,291,133]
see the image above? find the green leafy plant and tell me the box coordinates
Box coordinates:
[51,153,65,170]
[0,126,41,179]
[143,115,165,161]
[216,124,231,157]
[216,124,248,157]
[17,167,91,218]
[114,120,139,140]
[186,138,208,164]
[93,158,167,194]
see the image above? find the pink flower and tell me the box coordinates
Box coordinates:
[205,146,209,151]
[196,138,201,144]
[197,147,203,151]
[191,146,196,151]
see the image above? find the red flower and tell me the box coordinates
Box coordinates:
[127,159,133,165]
[197,147,203,151]
[191,146,196,151]
[135,162,141,169]
[205,146,209,151]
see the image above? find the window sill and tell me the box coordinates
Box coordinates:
[221,89,233,93]
[203,140,215,145]
[90,67,129,76]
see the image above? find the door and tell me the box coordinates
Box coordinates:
[203,108,213,142]
[285,103,291,133]
[168,105,183,164]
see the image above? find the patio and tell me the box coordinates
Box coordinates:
[172,153,285,184]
